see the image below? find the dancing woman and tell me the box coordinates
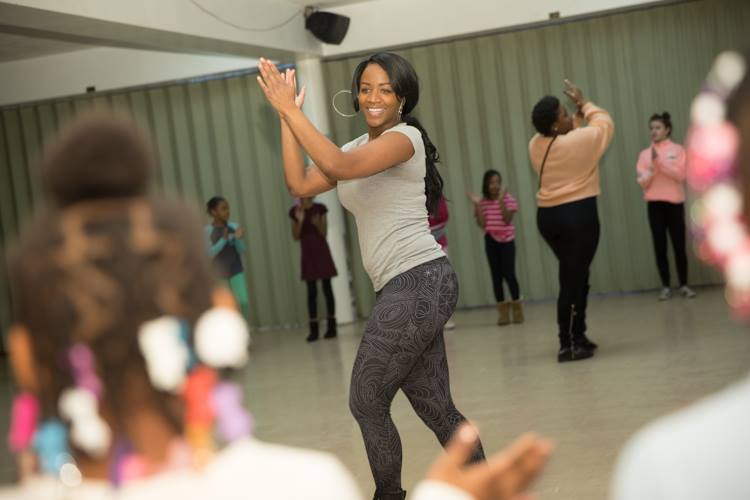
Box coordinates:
[529,80,614,362]
[257,52,485,499]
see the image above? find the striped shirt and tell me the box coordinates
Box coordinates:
[479,193,518,243]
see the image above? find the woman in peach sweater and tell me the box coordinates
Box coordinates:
[528,80,614,363]
[636,112,696,301]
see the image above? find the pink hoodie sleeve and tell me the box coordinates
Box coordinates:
[654,145,686,182]
[636,150,655,189]
[573,110,585,130]
[580,102,615,162]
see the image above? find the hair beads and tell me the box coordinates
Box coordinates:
[688,51,750,317]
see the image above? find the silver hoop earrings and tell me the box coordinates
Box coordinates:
[332,89,358,118]
[398,100,405,118]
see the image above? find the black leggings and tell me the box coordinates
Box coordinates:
[647,201,688,287]
[306,278,335,320]
[537,197,600,341]
[349,257,485,495]
[484,235,520,302]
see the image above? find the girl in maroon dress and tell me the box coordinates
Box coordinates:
[290,197,338,341]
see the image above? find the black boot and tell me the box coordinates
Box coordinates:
[579,333,598,350]
[578,285,598,350]
[306,320,319,342]
[324,316,337,339]
[557,305,593,363]
[373,491,406,500]
[558,333,594,362]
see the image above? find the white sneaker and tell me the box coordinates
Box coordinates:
[658,287,672,301]
[680,286,697,298]
[444,321,456,330]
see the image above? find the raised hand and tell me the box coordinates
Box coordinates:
[466,192,482,205]
[563,79,584,108]
[284,68,307,109]
[256,58,304,118]
[425,423,553,500]
[235,228,245,239]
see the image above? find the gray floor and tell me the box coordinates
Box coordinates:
[242,286,750,499]
[1,286,749,499]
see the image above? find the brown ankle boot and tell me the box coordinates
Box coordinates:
[497,302,510,326]
[511,300,524,324]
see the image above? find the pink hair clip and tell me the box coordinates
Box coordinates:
[8,393,39,453]
[212,382,253,443]
[68,344,103,399]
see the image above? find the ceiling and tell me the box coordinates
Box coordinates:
[285,0,373,6]
[0,31,92,62]
[0,0,379,63]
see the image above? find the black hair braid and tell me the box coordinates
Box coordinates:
[403,115,443,213]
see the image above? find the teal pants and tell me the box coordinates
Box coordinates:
[227,271,250,322]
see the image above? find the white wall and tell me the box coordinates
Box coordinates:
[0,47,258,106]
[0,0,321,58]
[323,0,661,57]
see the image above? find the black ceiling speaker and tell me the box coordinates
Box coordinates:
[305,10,350,45]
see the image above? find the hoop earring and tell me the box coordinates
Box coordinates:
[332,90,358,118]
[398,100,405,119]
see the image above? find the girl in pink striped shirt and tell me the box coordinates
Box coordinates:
[636,112,697,301]
[469,170,523,325]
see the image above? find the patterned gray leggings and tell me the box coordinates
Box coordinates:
[349,257,485,496]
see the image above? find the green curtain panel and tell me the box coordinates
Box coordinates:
[0,72,312,331]
[322,0,747,317]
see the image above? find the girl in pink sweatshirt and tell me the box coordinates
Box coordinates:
[636,112,696,301]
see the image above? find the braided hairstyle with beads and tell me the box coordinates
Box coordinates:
[7,114,216,436]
